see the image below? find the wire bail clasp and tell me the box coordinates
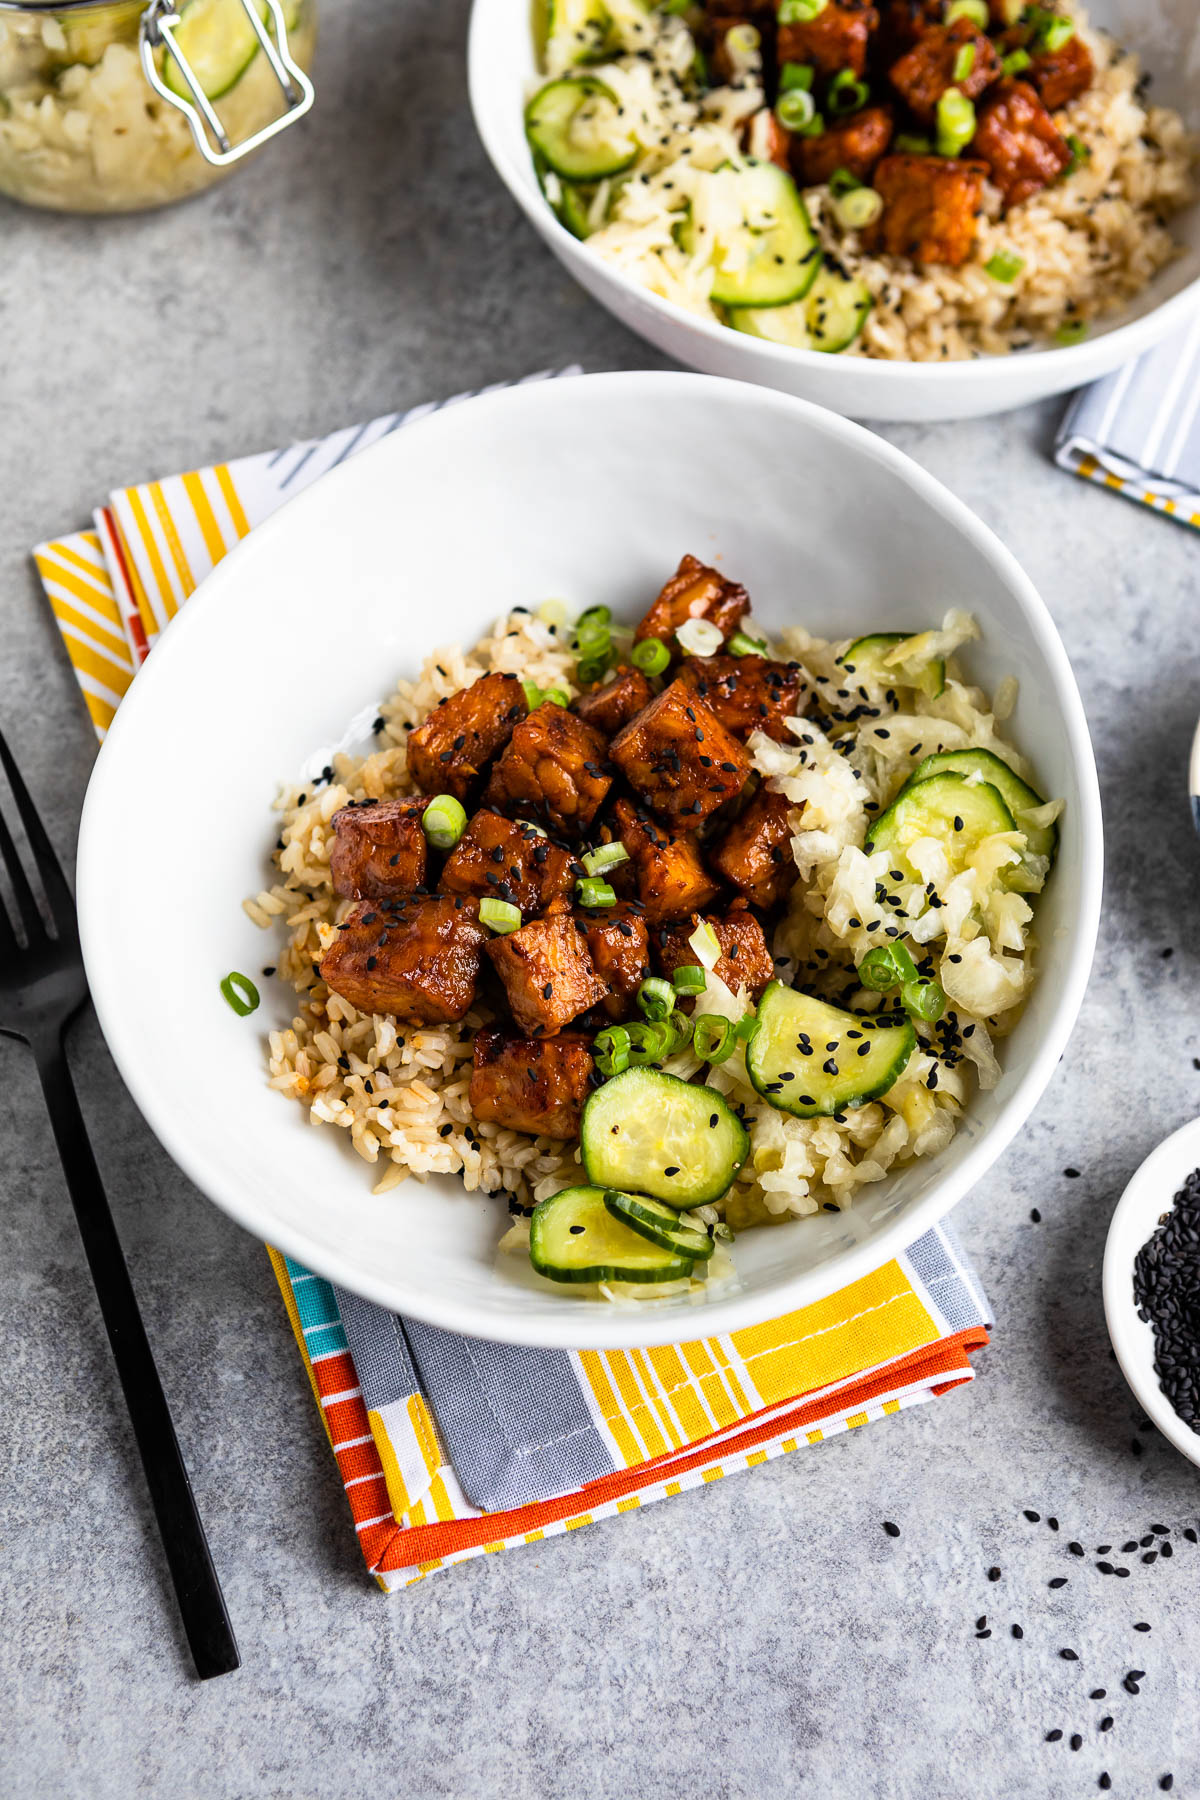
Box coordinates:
[138,0,314,168]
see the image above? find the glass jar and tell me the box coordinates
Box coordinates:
[0,0,315,212]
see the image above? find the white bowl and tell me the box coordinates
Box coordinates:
[1103,1116,1200,1471]
[77,371,1103,1347]
[468,0,1200,423]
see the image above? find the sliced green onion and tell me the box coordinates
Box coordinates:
[542,687,570,707]
[661,0,691,13]
[902,976,947,1022]
[627,1020,674,1065]
[985,248,1026,283]
[576,877,618,907]
[946,0,988,25]
[594,1024,631,1077]
[779,59,814,91]
[667,1008,694,1052]
[777,88,815,132]
[1001,47,1031,75]
[576,605,611,631]
[1063,132,1090,177]
[577,657,609,685]
[952,41,976,82]
[935,88,976,158]
[891,940,919,984]
[725,20,760,53]
[637,976,676,1022]
[996,0,1024,19]
[858,945,903,992]
[777,0,828,20]
[828,166,862,197]
[828,69,869,114]
[1054,318,1088,346]
[693,1014,737,1064]
[689,918,723,971]
[734,1014,760,1044]
[522,679,543,710]
[480,897,522,933]
[538,598,568,626]
[676,616,724,657]
[1029,7,1075,51]
[220,971,259,1016]
[631,635,670,675]
[582,842,630,877]
[422,794,467,850]
[727,631,769,657]
[833,186,882,229]
[796,109,825,138]
[671,963,707,996]
[895,132,932,154]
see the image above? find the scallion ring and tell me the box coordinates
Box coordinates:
[637,976,676,1023]
[542,687,570,707]
[832,186,882,230]
[581,842,629,878]
[935,88,976,158]
[828,69,869,114]
[952,41,976,82]
[734,1015,760,1045]
[779,59,814,91]
[671,963,706,997]
[480,897,522,933]
[902,977,947,1022]
[827,166,861,198]
[220,971,260,1016]
[576,605,611,631]
[1054,318,1088,346]
[626,1020,674,1065]
[945,0,988,25]
[631,635,670,675]
[422,794,467,850]
[676,616,724,658]
[522,679,543,710]
[727,631,768,658]
[688,918,722,971]
[777,0,827,19]
[1001,46,1031,75]
[894,132,932,155]
[776,87,815,132]
[537,598,568,626]
[725,20,760,54]
[985,248,1025,284]
[593,1024,631,1078]
[576,876,618,908]
[667,1008,694,1053]
[577,658,609,685]
[693,1014,736,1064]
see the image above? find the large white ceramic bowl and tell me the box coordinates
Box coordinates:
[78,372,1103,1347]
[468,0,1200,422]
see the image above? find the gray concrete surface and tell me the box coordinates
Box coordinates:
[2,1,1200,1795]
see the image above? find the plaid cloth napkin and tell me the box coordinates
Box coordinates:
[32,373,992,1590]
[1055,310,1200,533]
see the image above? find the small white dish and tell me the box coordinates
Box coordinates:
[1189,716,1200,837]
[77,370,1102,1348]
[1103,1116,1200,1471]
[468,0,1200,423]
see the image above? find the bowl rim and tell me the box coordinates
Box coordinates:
[466,0,1200,388]
[1102,1115,1200,1471]
[78,369,1104,1348]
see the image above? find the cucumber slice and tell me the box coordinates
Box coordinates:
[556,179,598,238]
[679,161,819,308]
[907,748,1057,866]
[728,257,871,351]
[163,0,274,101]
[581,1067,750,1208]
[746,981,916,1118]
[842,632,945,700]
[603,1190,715,1261]
[805,261,873,352]
[529,1185,694,1284]
[866,772,1016,885]
[525,77,636,182]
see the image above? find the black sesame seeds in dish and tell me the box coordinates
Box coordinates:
[1133,1165,1200,1433]
[247,554,1060,1302]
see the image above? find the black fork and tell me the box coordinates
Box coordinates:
[0,728,239,1680]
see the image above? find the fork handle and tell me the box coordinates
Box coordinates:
[34,1032,240,1681]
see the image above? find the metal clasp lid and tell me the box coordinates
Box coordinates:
[138,0,314,168]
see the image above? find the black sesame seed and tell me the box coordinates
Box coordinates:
[1134,1622,1151,1632]
[1060,1648,1079,1661]
[1068,1541,1084,1556]
[1024,1510,1041,1523]
[1011,1623,1023,1639]
[1097,1562,1114,1575]
[1099,1718,1113,1733]
[1070,1734,1082,1751]
[1048,1516,1059,1531]
[882,1520,900,1537]
[987,1567,1001,1582]
[1045,1730,1063,1743]
[1090,1689,1106,1700]
[1048,1578,1068,1589]
[663,1166,680,1178]
[1030,1207,1042,1222]
[1099,1775,1111,1791]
